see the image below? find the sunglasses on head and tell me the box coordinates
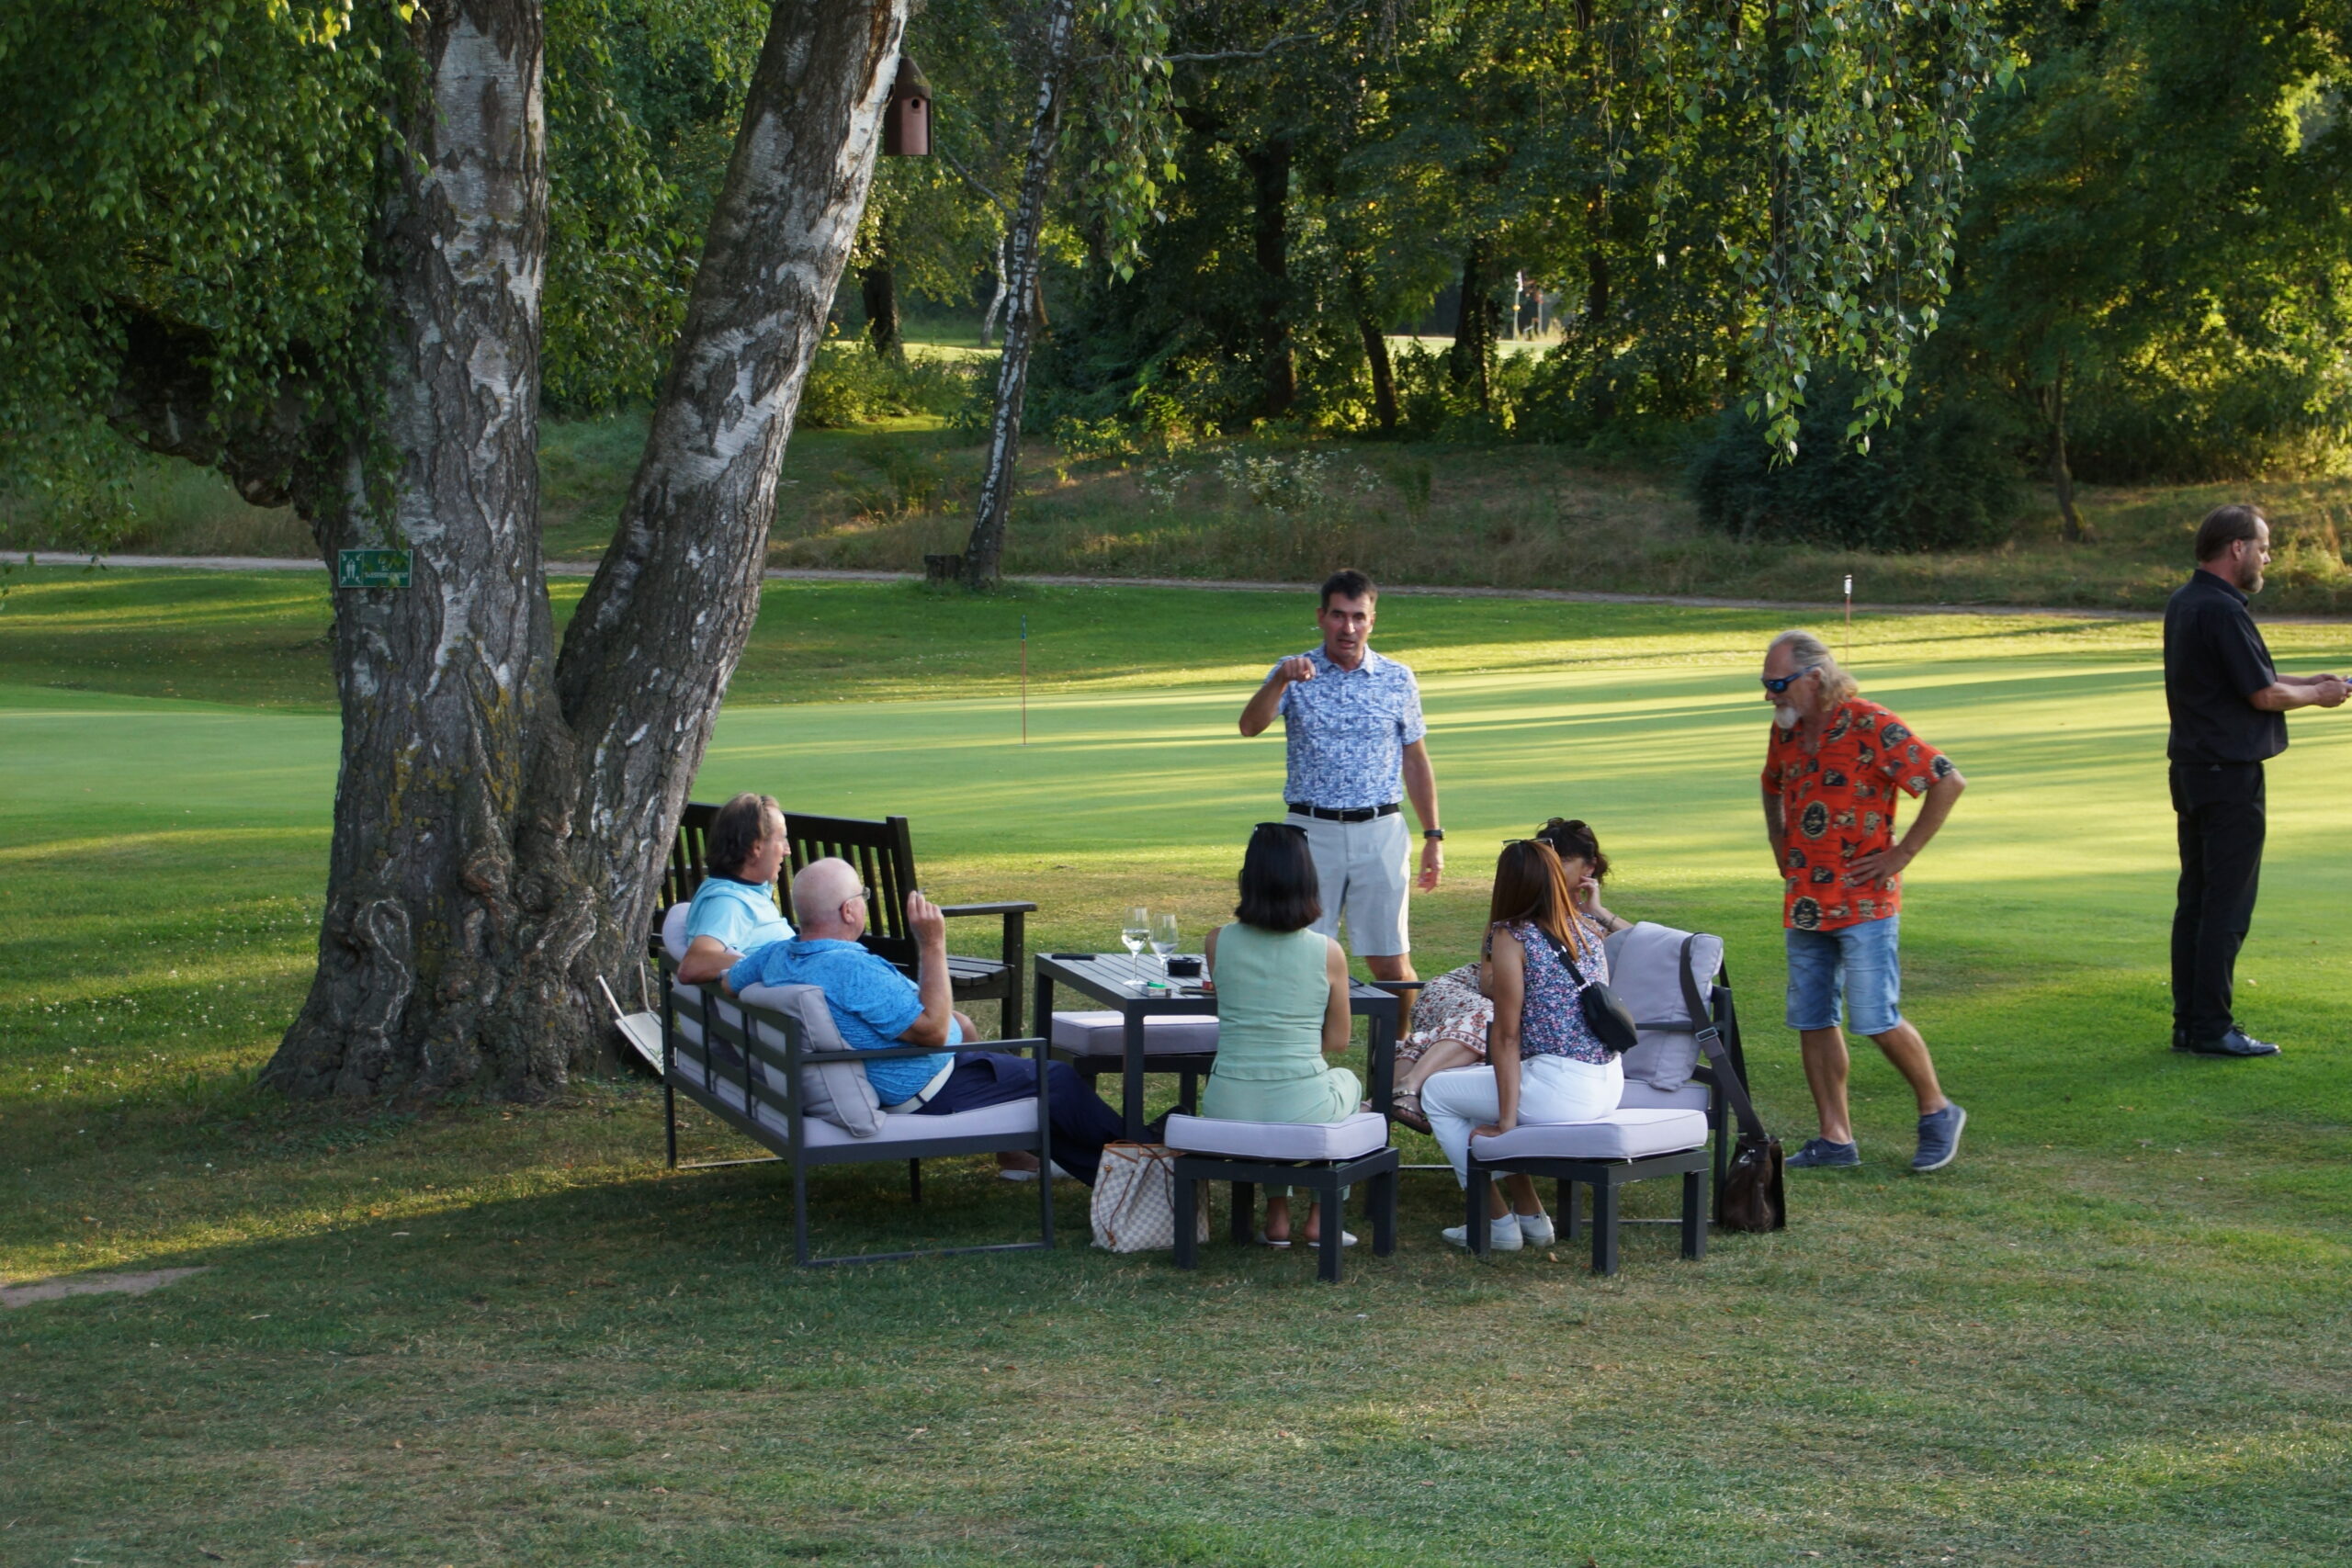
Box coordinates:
[1759,665,1821,694]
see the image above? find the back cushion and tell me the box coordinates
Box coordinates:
[736,981,886,1138]
[1602,922,1724,1092]
[662,904,692,964]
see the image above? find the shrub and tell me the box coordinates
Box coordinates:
[797,342,978,429]
[1688,383,2021,551]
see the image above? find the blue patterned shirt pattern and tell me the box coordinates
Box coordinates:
[726,937,960,1104]
[1272,646,1428,810]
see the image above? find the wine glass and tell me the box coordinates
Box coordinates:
[1120,908,1151,981]
[1149,911,1179,977]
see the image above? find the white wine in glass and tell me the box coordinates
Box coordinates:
[1149,911,1179,976]
[1120,908,1150,981]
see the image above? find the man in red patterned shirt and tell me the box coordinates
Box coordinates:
[1760,630,1970,1172]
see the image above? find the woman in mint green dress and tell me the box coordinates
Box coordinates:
[1203,822,1363,1247]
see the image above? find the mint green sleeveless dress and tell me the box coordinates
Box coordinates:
[1202,922,1362,1124]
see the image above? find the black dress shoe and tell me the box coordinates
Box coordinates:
[2171,1026,2190,1053]
[2186,1029,2280,1057]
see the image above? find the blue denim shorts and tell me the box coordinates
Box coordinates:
[1785,914,1904,1036]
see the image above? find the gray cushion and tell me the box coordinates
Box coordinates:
[662,903,692,963]
[1617,1078,1710,1113]
[1050,1010,1220,1056]
[697,1069,1035,1151]
[666,981,745,1046]
[1162,1111,1389,1161]
[1471,1108,1708,1162]
[736,982,887,1139]
[1602,922,1724,1092]
[673,980,887,1139]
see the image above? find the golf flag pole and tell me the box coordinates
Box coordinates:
[1843,574,1853,664]
[1020,615,1028,746]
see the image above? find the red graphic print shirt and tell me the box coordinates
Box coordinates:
[1761,698,1954,932]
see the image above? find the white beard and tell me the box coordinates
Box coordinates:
[1774,705,1802,729]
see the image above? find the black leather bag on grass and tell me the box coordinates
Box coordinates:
[1538,929,1640,1055]
[1678,935,1785,1232]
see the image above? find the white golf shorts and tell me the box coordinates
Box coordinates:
[1290,808,1411,958]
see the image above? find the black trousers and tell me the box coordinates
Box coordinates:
[2170,762,2267,1042]
[913,1052,1125,1186]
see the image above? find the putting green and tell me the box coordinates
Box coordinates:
[8,582,2352,1567]
[12,592,2352,1126]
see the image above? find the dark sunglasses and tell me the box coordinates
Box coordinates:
[1759,665,1821,695]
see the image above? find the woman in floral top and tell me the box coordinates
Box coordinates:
[1420,837,1626,1252]
[1390,818,1634,1134]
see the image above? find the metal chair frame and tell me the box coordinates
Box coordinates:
[657,951,1054,1267]
[1172,1145,1402,1283]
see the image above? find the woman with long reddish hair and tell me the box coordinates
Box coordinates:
[1421,838,1624,1252]
[1389,818,1630,1132]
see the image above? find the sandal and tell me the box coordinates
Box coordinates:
[1390,1089,1432,1134]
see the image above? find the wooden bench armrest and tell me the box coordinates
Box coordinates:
[939,901,1038,917]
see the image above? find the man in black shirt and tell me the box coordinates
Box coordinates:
[2163,504,2346,1056]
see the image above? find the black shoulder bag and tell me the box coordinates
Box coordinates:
[1535,928,1640,1055]
[1679,935,1784,1232]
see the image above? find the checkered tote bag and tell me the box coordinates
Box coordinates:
[1089,1142,1209,1252]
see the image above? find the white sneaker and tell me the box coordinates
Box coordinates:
[996,1161,1075,1183]
[1516,1212,1555,1247]
[1442,1218,1524,1252]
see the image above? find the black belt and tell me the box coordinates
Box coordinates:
[1286,801,1400,823]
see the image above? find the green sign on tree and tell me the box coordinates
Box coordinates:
[335,549,413,590]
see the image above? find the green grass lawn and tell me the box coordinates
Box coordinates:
[6,570,2352,1564]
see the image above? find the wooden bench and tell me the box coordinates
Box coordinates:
[660,802,1035,1035]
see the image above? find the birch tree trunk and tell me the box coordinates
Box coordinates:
[266,0,564,1098]
[197,0,910,1100]
[548,0,903,1044]
[958,0,1077,588]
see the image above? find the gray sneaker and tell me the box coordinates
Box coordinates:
[1912,1103,1966,1172]
[1786,1137,1860,1168]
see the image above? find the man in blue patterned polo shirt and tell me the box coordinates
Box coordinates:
[1238,569,1443,982]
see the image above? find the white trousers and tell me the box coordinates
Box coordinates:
[1421,1055,1624,1189]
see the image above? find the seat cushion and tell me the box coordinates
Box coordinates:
[1602,922,1724,1092]
[1617,1078,1710,1113]
[1472,1108,1708,1163]
[1162,1110,1389,1162]
[695,1069,1036,1150]
[666,981,745,1045]
[1051,1010,1220,1056]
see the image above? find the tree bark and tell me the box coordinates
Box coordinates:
[1450,242,1493,411]
[225,0,908,1101]
[548,0,904,1045]
[862,261,902,356]
[1357,313,1397,433]
[2042,361,2093,543]
[261,0,564,1100]
[979,232,1009,345]
[960,0,1077,588]
[1244,138,1295,419]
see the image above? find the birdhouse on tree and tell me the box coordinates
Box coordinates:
[882,57,931,157]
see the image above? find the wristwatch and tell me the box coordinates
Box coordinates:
[1423,828,1444,840]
